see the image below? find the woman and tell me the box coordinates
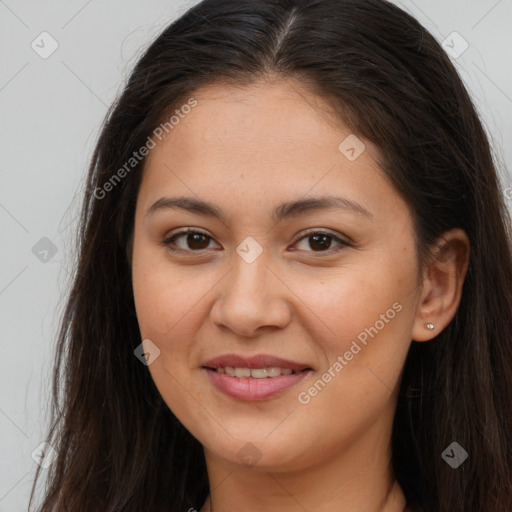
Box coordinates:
[30,0,512,511]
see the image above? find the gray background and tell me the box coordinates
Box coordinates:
[1,1,511,510]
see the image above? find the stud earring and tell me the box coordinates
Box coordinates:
[425,322,435,331]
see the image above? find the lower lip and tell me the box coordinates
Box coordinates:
[204,368,311,401]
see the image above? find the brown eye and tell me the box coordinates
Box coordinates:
[308,234,334,251]
[162,229,219,253]
[183,233,211,250]
[294,230,350,255]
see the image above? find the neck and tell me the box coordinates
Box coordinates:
[200,480,406,512]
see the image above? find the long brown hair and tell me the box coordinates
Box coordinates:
[30,1,512,511]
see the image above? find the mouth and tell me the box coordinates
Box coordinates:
[201,354,313,401]
[202,353,313,373]
[204,366,311,378]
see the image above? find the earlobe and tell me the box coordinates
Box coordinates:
[411,228,470,342]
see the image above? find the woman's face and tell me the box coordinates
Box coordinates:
[131,78,423,471]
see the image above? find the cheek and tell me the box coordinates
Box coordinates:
[131,241,215,338]
[299,252,418,357]
[132,280,208,392]
[131,248,212,420]
[292,269,415,443]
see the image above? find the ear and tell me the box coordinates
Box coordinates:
[411,228,470,341]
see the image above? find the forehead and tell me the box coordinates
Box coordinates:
[159,79,361,157]
[137,78,407,224]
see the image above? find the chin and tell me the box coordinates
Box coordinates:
[198,428,324,473]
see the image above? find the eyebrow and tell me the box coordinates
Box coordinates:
[146,195,372,223]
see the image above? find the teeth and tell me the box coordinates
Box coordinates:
[216,366,296,378]
[250,368,269,379]
[234,367,251,378]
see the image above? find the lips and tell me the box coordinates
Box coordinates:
[202,353,313,401]
[202,354,312,372]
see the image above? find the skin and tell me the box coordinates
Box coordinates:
[130,77,469,512]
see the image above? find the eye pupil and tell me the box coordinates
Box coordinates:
[310,234,331,251]
[188,233,209,250]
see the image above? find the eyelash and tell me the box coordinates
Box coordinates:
[161,227,352,256]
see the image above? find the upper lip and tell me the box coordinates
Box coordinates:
[202,354,312,372]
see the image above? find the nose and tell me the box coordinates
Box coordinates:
[209,248,292,338]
